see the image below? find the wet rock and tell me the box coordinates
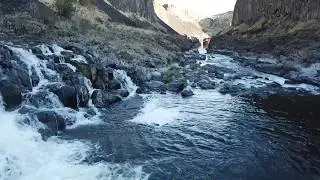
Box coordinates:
[151,71,162,81]
[181,88,194,98]
[90,65,113,90]
[31,46,43,55]
[115,89,130,98]
[136,87,149,94]
[203,64,235,74]
[92,90,121,108]
[55,85,78,109]
[167,78,188,92]
[75,85,90,107]
[0,79,22,110]
[219,83,247,95]
[108,79,121,90]
[36,111,66,132]
[126,66,150,87]
[146,80,166,93]
[26,91,60,108]
[31,67,40,87]
[197,79,216,89]
[55,63,74,75]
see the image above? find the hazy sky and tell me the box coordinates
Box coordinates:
[161,0,237,16]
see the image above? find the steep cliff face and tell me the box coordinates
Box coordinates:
[199,11,233,36]
[210,0,320,64]
[232,0,320,26]
[107,0,156,21]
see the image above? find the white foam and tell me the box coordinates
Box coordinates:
[198,47,207,55]
[114,70,138,97]
[0,111,148,180]
[61,62,77,72]
[51,44,66,55]
[38,44,53,55]
[71,55,88,64]
[131,97,181,126]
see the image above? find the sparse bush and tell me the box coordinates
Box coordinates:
[55,0,76,18]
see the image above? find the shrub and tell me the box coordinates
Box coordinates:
[55,0,76,18]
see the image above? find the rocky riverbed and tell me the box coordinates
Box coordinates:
[1,40,320,179]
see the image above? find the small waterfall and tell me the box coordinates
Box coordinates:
[198,47,207,55]
[114,69,138,96]
[83,77,101,117]
[0,44,148,179]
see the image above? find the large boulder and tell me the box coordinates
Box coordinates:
[0,45,33,92]
[150,71,163,81]
[54,85,78,109]
[145,80,166,93]
[219,83,246,95]
[181,88,194,98]
[35,111,66,136]
[90,65,113,90]
[26,91,61,108]
[0,79,22,110]
[91,90,121,108]
[167,78,188,93]
[108,79,121,90]
[197,79,216,89]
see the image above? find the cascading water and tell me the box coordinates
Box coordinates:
[114,69,138,97]
[0,44,148,180]
[1,42,320,179]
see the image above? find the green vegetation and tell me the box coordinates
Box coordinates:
[162,67,182,83]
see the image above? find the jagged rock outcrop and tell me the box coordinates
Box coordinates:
[107,0,156,22]
[232,0,320,26]
[199,11,233,36]
[209,0,320,64]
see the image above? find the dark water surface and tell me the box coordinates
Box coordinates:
[65,89,320,180]
[1,46,319,180]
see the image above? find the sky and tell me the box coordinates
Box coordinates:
[161,0,237,17]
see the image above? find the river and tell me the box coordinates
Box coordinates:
[0,46,319,180]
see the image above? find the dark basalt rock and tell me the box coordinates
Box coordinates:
[31,67,40,87]
[167,78,188,93]
[197,79,216,90]
[181,88,194,98]
[36,111,66,131]
[26,91,60,108]
[92,90,122,108]
[108,79,121,90]
[90,65,114,90]
[114,89,130,98]
[145,80,166,93]
[0,79,22,111]
[54,85,78,109]
[219,83,247,96]
[151,71,162,81]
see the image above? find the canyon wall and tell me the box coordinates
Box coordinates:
[232,0,320,26]
[209,0,320,63]
[107,0,157,21]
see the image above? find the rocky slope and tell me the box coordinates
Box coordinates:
[210,0,320,63]
[232,0,320,26]
[208,0,320,91]
[199,11,233,36]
